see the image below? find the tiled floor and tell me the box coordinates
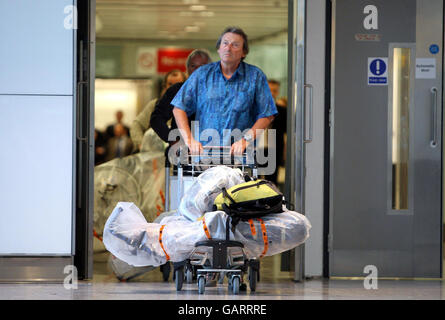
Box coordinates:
[0,250,444,300]
[1,276,444,300]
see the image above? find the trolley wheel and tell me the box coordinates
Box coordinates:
[218,272,225,284]
[248,267,257,292]
[160,262,170,282]
[186,268,193,284]
[175,268,184,291]
[232,276,240,295]
[198,276,206,294]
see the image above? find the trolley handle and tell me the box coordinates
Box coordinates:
[166,144,258,171]
[186,146,257,166]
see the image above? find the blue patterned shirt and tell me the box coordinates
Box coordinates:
[171,61,277,146]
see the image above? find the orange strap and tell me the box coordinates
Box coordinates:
[159,225,170,261]
[156,204,162,217]
[248,219,257,236]
[257,218,269,258]
[159,189,165,205]
[202,217,212,239]
[93,229,103,242]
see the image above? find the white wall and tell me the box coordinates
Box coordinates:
[304,0,326,277]
[94,79,154,131]
[0,0,75,254]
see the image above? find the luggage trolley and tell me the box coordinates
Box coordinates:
[165,146,260,294]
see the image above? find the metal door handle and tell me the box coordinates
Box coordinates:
[304,84,313,143]
[430,87,438,148]
[76,81,88,142]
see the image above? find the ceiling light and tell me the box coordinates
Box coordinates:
[190,5,207,11]
[194,21,206,27]
[183,0,199,4]
[179,11,193,16]
[199,11,214,17]
[184,25,200,32]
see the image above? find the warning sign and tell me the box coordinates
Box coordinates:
[368,57,388,86]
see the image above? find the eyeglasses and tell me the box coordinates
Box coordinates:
[221,40,242,50]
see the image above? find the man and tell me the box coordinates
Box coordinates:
[171,27,277,156]
[105,123,133,161]
[130,69,186,151]
[105,110,130,140]
[150,49,212,144]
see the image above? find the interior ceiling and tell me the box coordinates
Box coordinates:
[95,0,288,42]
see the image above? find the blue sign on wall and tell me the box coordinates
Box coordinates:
[368,57,388,85]
[429,44,439,55]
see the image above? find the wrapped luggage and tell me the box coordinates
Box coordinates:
[103,166,311,267]
[103,201,311,267]
[177,165,245,221]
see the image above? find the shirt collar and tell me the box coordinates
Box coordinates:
[217,61,245,80]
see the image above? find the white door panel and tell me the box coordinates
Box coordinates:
[0,95,73,254]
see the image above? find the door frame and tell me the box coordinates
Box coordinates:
[286,0,309,281]
[74,0,95,280]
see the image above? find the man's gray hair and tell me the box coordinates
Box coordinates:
[216,26,249,60]
[186,49,212,71]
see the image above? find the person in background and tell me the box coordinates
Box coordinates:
[267,79,287,186]
[105,110,130,140]
[271,98,287,186]
[94,129,107,166]
[147,50,211,282]
[268,79,280,101]
[171,27,277,156]
[105,123,133,161]
[150,49,212,144]
[130,69,186,152]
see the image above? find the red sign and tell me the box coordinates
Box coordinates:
[157,48,193,73]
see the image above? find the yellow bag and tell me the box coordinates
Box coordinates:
[213,179,283,223]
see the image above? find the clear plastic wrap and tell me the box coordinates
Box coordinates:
[103,201,311,267]
[107,254,155,280]
[177,166,245,221]
[94,129,167,238]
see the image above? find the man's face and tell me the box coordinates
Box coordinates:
[116,111,123,122]
[166,72,185,90]
[268,82,280,100]
[217,32,246,64]
[187,55,209,75]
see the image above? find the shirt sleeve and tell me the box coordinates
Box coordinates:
[253,72,278,121]
[170,71,199,117]
[129,98,157,148]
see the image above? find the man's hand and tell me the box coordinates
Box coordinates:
[187,137,203,155]
[230,138,247,156]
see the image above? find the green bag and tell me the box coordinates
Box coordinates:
[213,179,283,225]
